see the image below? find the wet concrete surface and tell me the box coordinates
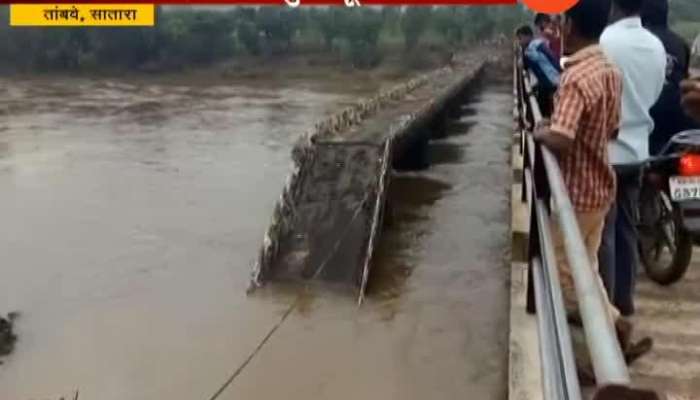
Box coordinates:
[268,142,383,287]
[0,71,513,399]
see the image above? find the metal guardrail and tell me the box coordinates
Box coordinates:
[514,50,662,400]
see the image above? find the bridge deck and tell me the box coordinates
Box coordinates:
[331,60,484,144]
[510,90,700,400]
[646,66,700,398]
[630,253,700,398]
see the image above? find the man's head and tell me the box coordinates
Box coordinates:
[516,25,535,48]
[641,0,669,28]
[610,0,644,20]
[563,0,612,55]
[534,13,552,32]
[552,14,562,28]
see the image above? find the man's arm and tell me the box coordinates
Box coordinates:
[534,123,574,154]
[534,79,585,155]
[538,41,562,72]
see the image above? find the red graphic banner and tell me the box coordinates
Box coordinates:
[1,0,516,4]
[1,0,579,13]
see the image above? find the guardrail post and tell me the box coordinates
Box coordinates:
[521,130,529,203]
[526,198,539,314]
[524,88,534,130]
[533,141,551,208]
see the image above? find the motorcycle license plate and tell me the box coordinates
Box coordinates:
[669,176,700,201]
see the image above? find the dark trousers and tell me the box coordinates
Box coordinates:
[598,165,642,316]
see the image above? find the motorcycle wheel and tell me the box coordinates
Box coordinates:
[639,192,693,285]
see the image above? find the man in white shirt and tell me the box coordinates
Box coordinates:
[598,0,666,316]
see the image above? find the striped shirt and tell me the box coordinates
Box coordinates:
[551,45,622,212]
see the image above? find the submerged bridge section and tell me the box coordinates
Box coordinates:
[249,46,498,302]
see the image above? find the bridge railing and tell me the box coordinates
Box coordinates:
[514,49,661,400]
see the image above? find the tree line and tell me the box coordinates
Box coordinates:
[0,5,529,72]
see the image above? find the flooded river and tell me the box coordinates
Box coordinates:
[0,71,512,400]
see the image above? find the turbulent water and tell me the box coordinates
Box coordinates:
[0,72,513,400]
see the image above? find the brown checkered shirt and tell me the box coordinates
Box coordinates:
[551,45,622,212]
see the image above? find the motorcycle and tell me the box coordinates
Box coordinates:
[638,130,700,285]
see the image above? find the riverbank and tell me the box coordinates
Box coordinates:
[2,47,455,87]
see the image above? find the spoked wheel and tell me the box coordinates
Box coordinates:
[638,189,693,285]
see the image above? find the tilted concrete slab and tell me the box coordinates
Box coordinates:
[250,47,498,301]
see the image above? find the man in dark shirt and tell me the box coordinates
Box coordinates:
[642,0,699,154]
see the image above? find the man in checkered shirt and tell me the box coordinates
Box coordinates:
[535,0,652,375]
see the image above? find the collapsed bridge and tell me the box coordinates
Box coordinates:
[249,46,506,303]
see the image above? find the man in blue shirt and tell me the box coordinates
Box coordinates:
[517,25,562,117]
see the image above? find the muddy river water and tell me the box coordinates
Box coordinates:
[0,72,512,400]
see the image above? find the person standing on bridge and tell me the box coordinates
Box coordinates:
[534,0,652,372]
[642,0,699,155]
[598,0,667,317]
[682,77,700,122]
[534,0,620,330]
[516,25,562,117]
[535,13,562,61]
[682,41,700,123]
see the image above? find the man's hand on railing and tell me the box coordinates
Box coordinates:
[532,119,573,156]
[535,118,550,131]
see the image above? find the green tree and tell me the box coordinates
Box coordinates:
[669,0,700,42]
[0,5,535,73]
[343,8,385,68]
[316,8,349,51]
[401,7,432,52]
[670,0,700,26]
[257,8,300,54]
[381,7,401,36]
[463,7,495,41]
[432,7,463,47]
[237,20,260,55]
